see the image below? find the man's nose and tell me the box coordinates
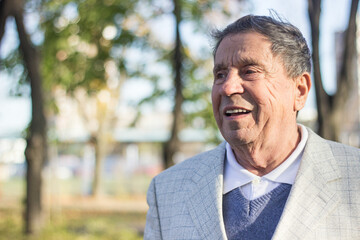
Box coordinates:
[221,70,245,96]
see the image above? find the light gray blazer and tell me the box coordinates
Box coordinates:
[144,129,360,239]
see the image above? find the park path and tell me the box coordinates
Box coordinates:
[0,194,148,213]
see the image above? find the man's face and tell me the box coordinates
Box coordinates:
[212,32,300,147]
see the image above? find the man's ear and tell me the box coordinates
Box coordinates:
[294,72,311,111]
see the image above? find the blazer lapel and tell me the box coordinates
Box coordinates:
[186,142,228,240]
[272,129,341,240]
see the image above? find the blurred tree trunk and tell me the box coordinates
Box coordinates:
[90,123,108,198]
[308,0,359,141]
[90,135,106,197]
[91,98,110,197]
[0,0,47,235]
[73,88,119,197]
[163,0,184,168]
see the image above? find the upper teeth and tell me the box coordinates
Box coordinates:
[226,109,249,114]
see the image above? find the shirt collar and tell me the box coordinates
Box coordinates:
[223,124,308,194]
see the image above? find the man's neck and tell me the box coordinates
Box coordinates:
[231,126,301,176]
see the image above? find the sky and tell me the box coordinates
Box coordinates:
[0,0,353,137]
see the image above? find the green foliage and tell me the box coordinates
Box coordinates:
[0,48,30,97]
[2,0,246,144]
[40,0,146,93]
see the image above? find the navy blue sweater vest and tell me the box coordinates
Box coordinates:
[223,183,292,240]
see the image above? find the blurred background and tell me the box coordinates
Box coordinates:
[0,0,359,239]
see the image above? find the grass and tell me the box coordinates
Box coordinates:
[0,209,146,240]
[0,177,150,239]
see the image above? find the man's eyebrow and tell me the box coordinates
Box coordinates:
[213,58,262,73]
[213,64,227,73]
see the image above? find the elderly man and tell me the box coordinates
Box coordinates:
[144,14,360,240]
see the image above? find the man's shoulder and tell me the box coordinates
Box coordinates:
[306,128,360,171]
[326,139,360,170]
[154,142,226,182]
[327,139,360,153]
[307,127,360,157]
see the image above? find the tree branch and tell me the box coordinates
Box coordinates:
[308,0,330,132]
[0,0,10,42]
[335,0,359,106]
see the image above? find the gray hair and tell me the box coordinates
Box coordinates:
[212,14,311,78]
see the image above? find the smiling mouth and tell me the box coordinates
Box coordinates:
[225,109,251,117]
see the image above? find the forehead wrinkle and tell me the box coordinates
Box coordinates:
[232,46,267,68]
[236,55,263,68]
[215,54,263,71]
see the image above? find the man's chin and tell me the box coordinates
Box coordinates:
[222,132,254,146]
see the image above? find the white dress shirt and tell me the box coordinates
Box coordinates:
[223,124,308,200]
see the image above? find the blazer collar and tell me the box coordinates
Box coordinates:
[186,142,228,240]
[272,128,341,239]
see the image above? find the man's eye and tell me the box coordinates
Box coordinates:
[244,69,256,74]
[216,72,226,79]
